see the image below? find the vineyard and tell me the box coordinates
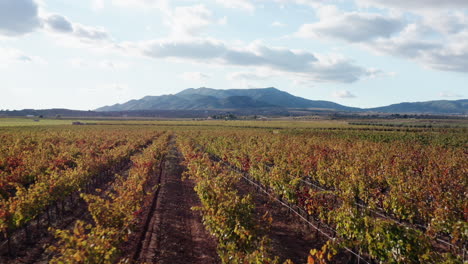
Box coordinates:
[0,121,466,263]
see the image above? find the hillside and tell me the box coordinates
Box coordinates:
[369,99,468,114]
[96,87,358,112]
[85,87,467,114]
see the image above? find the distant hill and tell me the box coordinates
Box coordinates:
[2,95,467,119]
[96,87,359,112]
[96,87,467,114]
[10,88,462,116]
[178,87,359,110]
[369,99,468,114]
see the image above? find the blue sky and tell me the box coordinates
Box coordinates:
[0,0,467,110]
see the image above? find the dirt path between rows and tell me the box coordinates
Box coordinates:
[134,138,219,264]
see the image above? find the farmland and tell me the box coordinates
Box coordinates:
[0,119,466,263]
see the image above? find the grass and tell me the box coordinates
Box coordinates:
[0,118,349,129]
[0,118,80,127]
[1,117,466,132]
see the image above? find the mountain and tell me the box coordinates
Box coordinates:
[177,87,358,111]
[97,87,359,112]
[96,87,467,114]
[369,99,468,114]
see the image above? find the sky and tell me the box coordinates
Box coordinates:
[0,0,467,110]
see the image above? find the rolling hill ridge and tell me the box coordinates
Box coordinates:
[96,87,467,114]
[96,87,358,112]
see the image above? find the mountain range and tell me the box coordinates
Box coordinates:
[96,87,467,114]
[97,87,357,112]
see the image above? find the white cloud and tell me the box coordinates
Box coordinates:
[269,0,357,11]
[133,38,378,83]
[139,39,318,71]
[363,22,468,72]
[69,58,129,69]
[357,0,468,10]
[439,91,463,98]
[226,69,275,88]
[41,13,112,47]
[0,0,382,86]
[422,11,468,35]
[69,58,89,68]
[296,8,404,42]
[113,2,217,39]
[0,0,41,36]
[111,0,163,8]
[168,5,213,38]
[332,90,356,98]
[72,24,110,41]
[218,16,228,25]
[228,70,273,81]
[272,21,286,27]
[306,53,379,83]
[295,4,468,73]
[86,83,129,94]
[292,78,315,88]
[99,60,129,69]
[0,47,46,68]
[0,0,111,45]
[364,68,394,79]
[91,0,105,10]
[43,14,73,33]
[181,72,211,82]
[214,0,255,12]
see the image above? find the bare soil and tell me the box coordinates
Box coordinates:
[130,139,219,264]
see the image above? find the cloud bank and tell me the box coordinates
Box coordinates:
[0,0,41,36]
[296,8,404,42]
[296,4,468,73]
[137,38,376,83]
